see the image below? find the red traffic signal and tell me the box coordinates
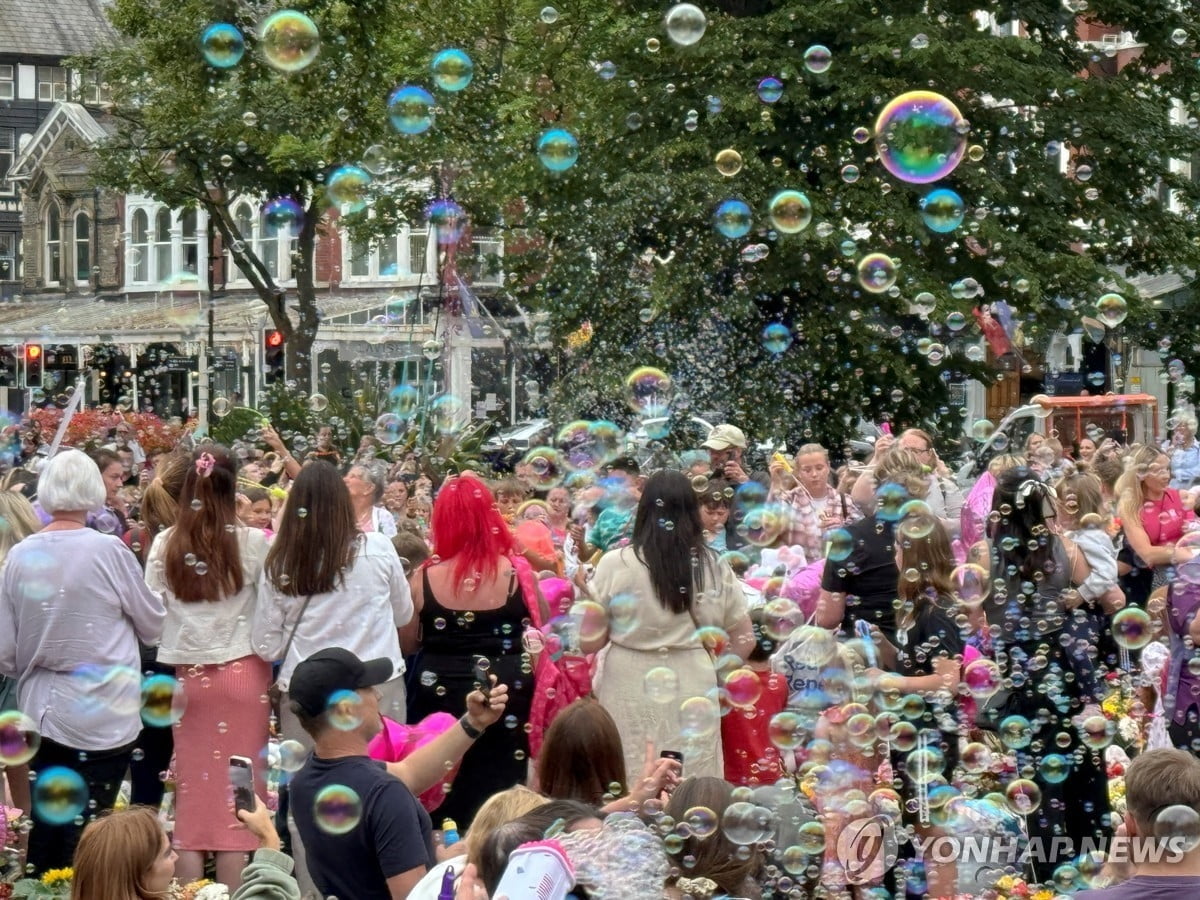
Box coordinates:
[25,344,41,360]
[265,330,285,349]
[23,344,43,388]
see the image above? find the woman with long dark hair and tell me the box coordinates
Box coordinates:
[970,466,1109,864]
[401,473,545,828]
[252,461,411,896]
[582,470,753,779]
[144,445,271,888]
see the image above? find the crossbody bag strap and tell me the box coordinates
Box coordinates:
[280,594,315,665]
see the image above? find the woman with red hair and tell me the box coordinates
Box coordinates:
[401,474,548,828]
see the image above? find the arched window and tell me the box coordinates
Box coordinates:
[260,211,279,279]
[74,212,90,283]
[154,208,172,282]
[45,206,61,285]
[180,209,198,273]
[130,209,149,282]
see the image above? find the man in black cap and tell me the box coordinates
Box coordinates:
[287,647,509,900]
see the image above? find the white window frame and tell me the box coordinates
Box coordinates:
[124,198,210,290]
[341,223,434,284]
[0,128,13,198]
[0,66,13,101]
[45,204,62,286]
[227,200,296,286]
[0,232,17,282]
[36,66,67,102]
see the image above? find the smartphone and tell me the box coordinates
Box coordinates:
[855,620,877,668]
[660,750,683,763]
[472,657,492,699]
[229,756,255,816]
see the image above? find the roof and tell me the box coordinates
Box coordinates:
[1033,394,1157,409]
[8,102,110,182]
[0,0,117,60]
[0,292,434,343]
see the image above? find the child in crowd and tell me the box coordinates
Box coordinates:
[1053,472,1125,697]
[493,478,528,524]
[697,478,732,551]
[721,606,788,786]
[239,486,274,534]
[391,530,431,573]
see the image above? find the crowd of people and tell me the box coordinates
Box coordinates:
[4,409,1200,899]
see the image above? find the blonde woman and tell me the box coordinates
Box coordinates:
[1117,445,1196,605]
[0,492,43,822]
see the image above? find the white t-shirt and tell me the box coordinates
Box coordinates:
[252,532,412,688]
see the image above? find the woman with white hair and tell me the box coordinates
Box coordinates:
[0,449,164,874]
[344,461,397,536]
[1169,414,1200,490]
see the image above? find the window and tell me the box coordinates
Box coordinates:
[130,209,150,282]
[0,66,12,101]
[75,72,109,106]
[181,209,198,273]
[0,129,12,197]
[0,233,16,281]
[74,213,90,283]
[342,226,437,282]
[229,201,293,283]
[36,67,67,103]
[45,206,62,285]
[409,230,429,275]
[154,208,172,282]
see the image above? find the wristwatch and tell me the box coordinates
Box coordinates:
[459,717,483,740]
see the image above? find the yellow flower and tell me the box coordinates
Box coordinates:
[41,868,73,886]
[996,875,1016,891]
[1033,891,1055,900]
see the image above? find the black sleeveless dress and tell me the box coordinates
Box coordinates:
[407,567,535,827]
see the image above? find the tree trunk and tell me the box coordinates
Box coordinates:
[288,204,322,393]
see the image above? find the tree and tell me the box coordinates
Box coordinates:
[83,0,414,386]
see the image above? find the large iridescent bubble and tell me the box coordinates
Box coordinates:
[259,10,321,74]
[874,90,968,184]
[200,24,245,69]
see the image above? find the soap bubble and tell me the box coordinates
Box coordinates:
[33,766,88,825]
[263,197,303,236]
[537,129,579,172]
[857,253,898,293]
[259,10,320,74]
[920,188,965,233]
[962,658,1002,700]
[326,689,365,731]
[624,367,673,416]
[664,3,707,46]
[971,419,995,441]
[140,674,188,728]
[714,199,752,238]
[722,800,774,844]
[431,48,474,92]
[1079,714,1115,750]
[724,668,764,708]
[200,23,245,69]
[768,711,804,750]
[999,714,1032,749]
[1038,753,1071,784]
[326,166,371,213]
[388,85,435,135]
[0,710,40,765]
[523,446,566,489]
[874,90,968,184]
[211,396,231,418]
[1096,293,1128,327]
[1155,805,1200,852]
[279,739,307,773]
[803,44,832,73]
[714,148,743,177]
[644,666,680,703]
[761,323,793,354]
[684,805,719,839]
[1112,606,1153,649]
[308,394,328,413]
[374,413,405,445]
[540,6,559,24]
[757,77,783,103]
[768,190,812,234]
[1004,779,1042,815]
[429,395,466,435]
[314,784,362,834]
[680,696,720,738]
[426,199,466,245]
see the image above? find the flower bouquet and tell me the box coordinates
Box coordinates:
[8,868,72,898]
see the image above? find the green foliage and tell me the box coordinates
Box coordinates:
[80,0,1200,447]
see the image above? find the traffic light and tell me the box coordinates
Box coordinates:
[23,344,42,388]
[264,329,285,384]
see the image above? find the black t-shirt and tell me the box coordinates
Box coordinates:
[895,600,965,677]
[291,753,434,900]
[821,515,900,640]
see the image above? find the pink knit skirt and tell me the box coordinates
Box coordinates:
[172,655,272,851]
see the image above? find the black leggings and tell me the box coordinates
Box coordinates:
[27,737,133,874]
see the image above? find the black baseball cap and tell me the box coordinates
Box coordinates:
[288,648,394,718]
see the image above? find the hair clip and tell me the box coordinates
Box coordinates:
[195,453,216,477]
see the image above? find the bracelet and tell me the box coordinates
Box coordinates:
[459,716,483,740]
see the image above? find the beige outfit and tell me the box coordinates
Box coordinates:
[590,547,749,779]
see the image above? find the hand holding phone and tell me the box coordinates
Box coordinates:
[472,657,492,699]
[229,756,255,817]
[855,619,877,668]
